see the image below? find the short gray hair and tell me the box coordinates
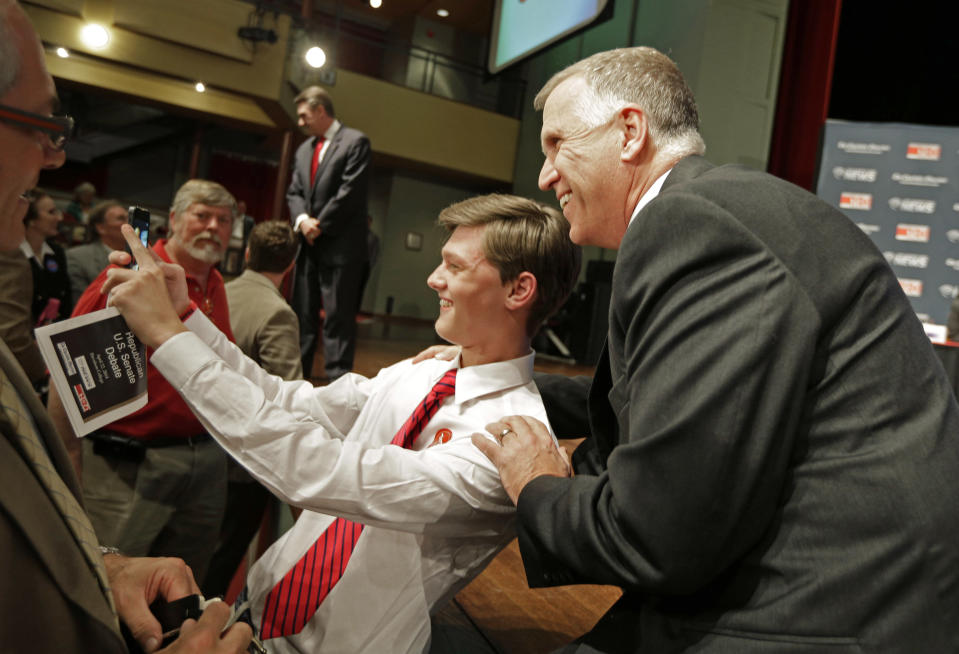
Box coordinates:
[171,179,237,220]
[534,47,705,162]
[0,0,21,97]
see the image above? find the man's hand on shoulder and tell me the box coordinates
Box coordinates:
[472,415,572,504]
[411,344,460,364]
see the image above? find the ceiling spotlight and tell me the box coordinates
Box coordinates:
[195,81,206,93]
[305,46,326,69]
[436,8,449,17]
[80,23,110,49]
[55,47,69,58]
[369,0,382,7]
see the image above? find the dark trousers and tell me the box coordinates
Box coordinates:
[292,251,364,379]
[202,478,271,598]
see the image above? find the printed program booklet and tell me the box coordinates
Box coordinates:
[35,307,148,436]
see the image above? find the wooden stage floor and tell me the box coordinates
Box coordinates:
[331,316,622,653]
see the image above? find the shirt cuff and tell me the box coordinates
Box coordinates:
[293,214,310,231]
[152,311,222,389]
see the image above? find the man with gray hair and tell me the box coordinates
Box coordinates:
[471,47,959,651]
[49,178,238,584]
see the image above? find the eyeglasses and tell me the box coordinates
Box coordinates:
[0,103,74,151]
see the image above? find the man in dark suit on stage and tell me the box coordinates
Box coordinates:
[287,86,371,380]
[0,2,250,651]
[473,47,959,652]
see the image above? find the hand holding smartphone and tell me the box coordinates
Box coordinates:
[127,206,150,269]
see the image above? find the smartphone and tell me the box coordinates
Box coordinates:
[127,206,151,269]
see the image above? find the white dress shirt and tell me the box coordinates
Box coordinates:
[151,311,554,653]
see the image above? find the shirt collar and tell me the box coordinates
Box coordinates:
[628,168,672,226]
[437,350,535,404]
[20,239,54,262]
[322,119,341,142]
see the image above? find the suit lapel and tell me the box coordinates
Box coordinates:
[0,339,83,496]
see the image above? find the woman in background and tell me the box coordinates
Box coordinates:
[21,189,72,325]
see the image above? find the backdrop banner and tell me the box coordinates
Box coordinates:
[816,119,959,324]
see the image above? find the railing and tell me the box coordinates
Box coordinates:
[303,18,527,118]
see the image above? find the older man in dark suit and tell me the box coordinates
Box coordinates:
[473,47,959,652]
[287,85,371,381]
[0,1,249,651]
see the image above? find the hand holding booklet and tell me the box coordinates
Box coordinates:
[35,306,148,436]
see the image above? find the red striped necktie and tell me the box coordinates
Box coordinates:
[259,368,458,639]
[309,136,326,187]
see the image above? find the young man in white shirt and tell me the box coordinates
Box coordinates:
[103,193,581,653]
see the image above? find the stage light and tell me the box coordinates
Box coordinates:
[195,81,206,93]
[370,0,382,7]
[80,23,110,49]
[55,47,69,58]
[436,8,449,17]
[305,46,326,69]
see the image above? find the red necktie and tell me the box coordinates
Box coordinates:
[259,368,458,639]
[309,136,326,187]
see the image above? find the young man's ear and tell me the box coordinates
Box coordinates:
[506,271,537,310]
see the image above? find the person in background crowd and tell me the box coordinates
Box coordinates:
[357,214,379,316]
[947,295,959,341]
[0,1,250,650]
[21,188,71,324]
[466,46,959,652]
[287,85,371,381]
[48,179,238,585]
[204,220,302,599]
[66,199,128,304]
[63,182,97,229]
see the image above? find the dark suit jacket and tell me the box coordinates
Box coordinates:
[523,157,959,652]
[0,338,124,653]
[28,238,73,322]
[286,124,371,266]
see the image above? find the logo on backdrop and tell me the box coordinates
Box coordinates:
[856,223,880,235]
[945,258,959,271]
[895,224,931,242]
[940,284,959,299]
[833,167,877,182]
[837,140,890,155]
[906,142,942,160]
[884,252,929,269]
[947,229,959,243]
[890,172,948,187]
[839,192,872,210]
[898,279,923,297]
[888,197,936,214]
